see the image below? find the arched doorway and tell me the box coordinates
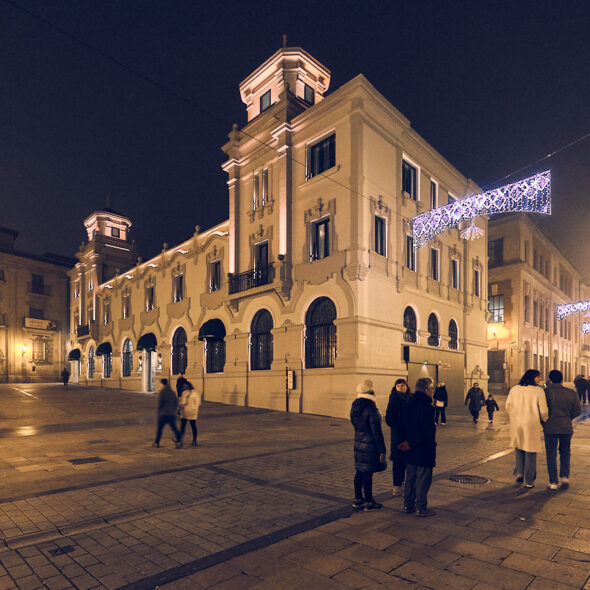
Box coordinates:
[251,310,273,370]
[305,297,337,368]
[122,339,133,377]
[198,319,226,373]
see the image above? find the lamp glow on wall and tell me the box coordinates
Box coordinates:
[411,170,551,248]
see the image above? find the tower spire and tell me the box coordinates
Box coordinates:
[282,34,287,48]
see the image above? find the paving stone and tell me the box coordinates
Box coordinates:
[435,535,511,563]
[390,559,476,589]
[483,533,558,560]
[530,530,590,554]
[502,552,589,586]
[446,556,533,589]
[527,577,587,590]
[335,543,408,573]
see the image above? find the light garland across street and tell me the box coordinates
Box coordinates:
[556,301,590,321]
[411,170,551,248]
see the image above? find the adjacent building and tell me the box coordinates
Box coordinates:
[0,227,72,382]
[68,45,489,416]
[487,214,588,392]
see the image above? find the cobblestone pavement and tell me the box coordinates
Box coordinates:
[1,383,589,589]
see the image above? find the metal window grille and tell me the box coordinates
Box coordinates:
[251,310,273,370]
[88,347,95,378]
[488,295,504,322]
[103,354,112,378]
[206,340,225,374]
[172,328,188,375]
[403,307,417,343]
[428,313,440,347]
[305,298,337,369]
[122,339,133,377]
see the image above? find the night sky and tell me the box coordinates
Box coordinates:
[1,1,589,275]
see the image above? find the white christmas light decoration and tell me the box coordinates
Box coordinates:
[411,170,551,248]
[582,322,590,335]
[460,220,485,241]
[556,301,590,320]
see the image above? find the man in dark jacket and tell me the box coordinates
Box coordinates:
[573,374,589,404]
[385,379,412,496]
[465,383,485,423]
[544,370,582,490]
[398,377,436,517]
[153,379,182,448]
[351,379,387,511]
[176,372,188,397]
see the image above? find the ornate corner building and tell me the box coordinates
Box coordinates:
[68,45,488,416]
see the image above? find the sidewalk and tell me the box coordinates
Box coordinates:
[0,384,589,589]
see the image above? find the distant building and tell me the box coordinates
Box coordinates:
[68,45,488,415]
[487,214,587,392]
[0,227,73,382]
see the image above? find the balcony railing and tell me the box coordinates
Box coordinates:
[229,264,274,295]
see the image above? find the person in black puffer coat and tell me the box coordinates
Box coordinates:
[351,379,387,511]
[385,378,412,497]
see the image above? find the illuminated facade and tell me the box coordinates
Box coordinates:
[68,45,488,415]
[487,214,588,392]
[0,227,72,382]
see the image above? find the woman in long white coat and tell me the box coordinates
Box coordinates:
[178,382,201,446]
[505,369,548,488]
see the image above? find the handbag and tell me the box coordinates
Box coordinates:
[435,400,445,407]
[374,457,387,472]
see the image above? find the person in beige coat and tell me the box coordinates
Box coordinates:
[505,369,549,488]
[178,382,201,446]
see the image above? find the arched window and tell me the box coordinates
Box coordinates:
[88,346,95,378]
[305,297,337,368]
[122,339,133,377]
[251,310,273,370]
[172,327,188,375]
[199,319,226,374]
[103,353,112,378]
[428,313,440,347]
[449,319,458,350]
[403,307,417,343]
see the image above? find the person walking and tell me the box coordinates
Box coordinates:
[573,374,589,404]
[61,367,70,386]
[153,378,182,448]
[465,382,485,423]
[505,369,548,488]
[351,379,387,511]
[178,381,201,446]
[385,378,412,497]
[176,372,188,397]
[433,382,448,425]
[485,394,499,424]
[543,369,581,490]
[397,377,437,517]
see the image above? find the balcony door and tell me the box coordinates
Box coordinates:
[255,242,268,270]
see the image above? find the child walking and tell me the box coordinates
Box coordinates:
[486,394,499,424]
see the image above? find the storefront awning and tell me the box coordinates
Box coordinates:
[137,333,157,351]
[198,319,226,341]
[95,342,113,356]
[67,349,81,361]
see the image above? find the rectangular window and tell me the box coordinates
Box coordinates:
[374,216,386,256]
[145,286,154,311]
[32,339,49,362]
[111,226,120,238]
[253,173,259,210]
[255,242,268,269]
[174,275,184,303]
[402,160,417,200]
[29,307,44,319]
[210,261,221,292]
[524,240,529,262]
[524,295,530,323]
[488,238,504,267]
[31,274,44,294]
[430,248,440,281]
[311,218,330,260]
[406,235,416,271]
[309,134,335,178]
[451,259,459,289]
[488,295,504,322]
[74,282,80,299]
[304,83,315,105]
[0,269,4,281]
[430,180,437,209]
[262,168,268,206]
[533,299,538,327]
[103,301,110,325]
[545,307,549,332]
[260,90,271,113]
[122,295,130,319]
[473,268,481,297]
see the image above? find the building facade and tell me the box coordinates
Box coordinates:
[69,46,488,416]
[0,227,72,382]
[487,214,587,392]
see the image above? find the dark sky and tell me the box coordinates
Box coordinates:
[1,0,589,275]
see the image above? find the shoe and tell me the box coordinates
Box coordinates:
[152,442,159,448]
[561,477,570,489]
[525,484,535,489]
[403,505,416,514]
[192,440,198,447]
[416,509,436,518]
[352,498,366,509]
[441,423,446,426]
[364,501,383,511]
[516,475,524,484]
[175,441,183,449]
[489,420,493,424]
[547,483,558,490]
[392,486,402,497]
[474,419,478,423]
